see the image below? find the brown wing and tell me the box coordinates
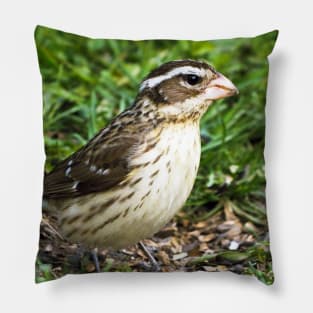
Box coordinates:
[43,132,141,199]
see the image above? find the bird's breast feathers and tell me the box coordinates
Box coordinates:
[55,123,201,248]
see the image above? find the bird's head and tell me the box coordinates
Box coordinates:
[138,60,238,121]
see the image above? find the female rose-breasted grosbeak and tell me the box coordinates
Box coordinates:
[43,60,238,250]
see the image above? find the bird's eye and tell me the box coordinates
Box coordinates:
[183,74,202,86]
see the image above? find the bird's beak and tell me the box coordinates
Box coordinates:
[205,72,239,100]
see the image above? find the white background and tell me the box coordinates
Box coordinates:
[0,0,312,312]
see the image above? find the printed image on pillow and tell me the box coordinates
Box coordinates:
[35,26,278,284]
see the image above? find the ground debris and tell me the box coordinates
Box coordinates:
[37,201,271,281]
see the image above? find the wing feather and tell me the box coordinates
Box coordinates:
[43,132,141,199]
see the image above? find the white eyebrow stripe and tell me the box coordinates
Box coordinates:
[140,66,206,91]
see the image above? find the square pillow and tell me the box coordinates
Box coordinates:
[35,25,278,284]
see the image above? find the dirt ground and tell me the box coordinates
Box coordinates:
[37,201,272,283]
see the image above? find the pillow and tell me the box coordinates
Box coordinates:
[35,25,278,284]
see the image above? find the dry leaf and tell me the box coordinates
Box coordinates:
[202,266,217,272]
[188,230,201,237]
[217,221,236,232]
[199,243,209,252]
[157,250,170,265]
[225,224,242,239]
[198,234,216,243]
[194,221,208,229]
[172,252,188,261]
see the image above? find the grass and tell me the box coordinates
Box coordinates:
[35,25,278,284]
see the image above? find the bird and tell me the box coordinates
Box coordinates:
[43,59,238,271]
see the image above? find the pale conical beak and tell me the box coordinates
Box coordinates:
[205,72,239,100]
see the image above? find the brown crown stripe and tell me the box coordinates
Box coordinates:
[90,212,122,235]
[144,60,211,80]
[82,197,119,223]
